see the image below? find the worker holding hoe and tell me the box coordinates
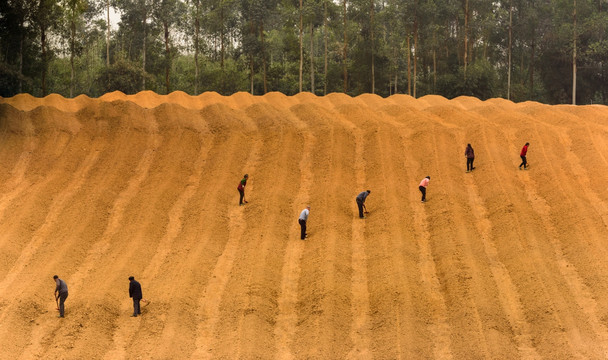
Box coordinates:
[53,275,68,318]
[356,190,371,219]
[238,174,249,205]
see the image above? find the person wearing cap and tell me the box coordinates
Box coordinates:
[419,176,430,202]
[519,142,529,170]
[356,190,371,219]
[238,174,249,205]
[298,206,310,240]
[53,275,68,318]
[129,276,143,317]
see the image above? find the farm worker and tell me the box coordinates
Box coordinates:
[53,275,68,318]
[129,276,143,317]
[238,174,249,205]
[356,190,371,219]
[465,144,475,172]
[419,176,430,203]
[519,142,529,170]
[298,206,310,240]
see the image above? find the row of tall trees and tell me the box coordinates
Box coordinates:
[1,0,607,104]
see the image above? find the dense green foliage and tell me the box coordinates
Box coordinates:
[1,0,607,104]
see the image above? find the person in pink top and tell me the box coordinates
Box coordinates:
[419,176,430,202]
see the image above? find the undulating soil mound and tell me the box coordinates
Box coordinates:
[1,92,608,359]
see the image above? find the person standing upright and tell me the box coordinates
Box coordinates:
[298,206,310,240]
[355,190,371,219]
[53,275,68,318]
[238,174,249,205]
[419,176,430,203]
[129,276,143,317]
[465,144,475,172]
[519,142,529,170]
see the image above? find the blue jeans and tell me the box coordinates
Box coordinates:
[58,292,68,316]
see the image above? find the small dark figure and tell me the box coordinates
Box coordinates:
[298,206,310,240]
[465,144,475,172]
[238,174,249,205]
[129,276,143,317]
[519,143,529,170]
[355,190,371,219]
[419,176,430,203]
[53,275,68,318]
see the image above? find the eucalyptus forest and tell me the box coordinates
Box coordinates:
[1,0,607,104]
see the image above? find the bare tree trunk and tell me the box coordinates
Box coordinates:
[164,20,170,93]
[310,23,315,93]
[407,34,411,95]
[106,0,110,67]
[19,28,23,93]
[41,25,47,96]
[463,0,469,80]
[299,0,303,93]
[261,22,267,94]
[220,6,225,69]
[194,0,200,94]
[343,0,348,93]
[143,11,147,90]
[507,0,512,100]
[70,18,75,97]
[572,0,577,104]
[371,0,375,94]
[433,30,437,93]
[324,0,328,95]
[250,55,254,94]
[530,34,535,99]
[413,5,418,98]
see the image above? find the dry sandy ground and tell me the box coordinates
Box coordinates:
[1,91,608,359]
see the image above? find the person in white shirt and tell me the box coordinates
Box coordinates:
[298,206,310,240]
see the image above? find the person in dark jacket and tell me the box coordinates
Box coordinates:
[355,190,371,219]
[465,144,475,172]
[53,275,68,318]
[238,174,249,205]
[129,276,143,317]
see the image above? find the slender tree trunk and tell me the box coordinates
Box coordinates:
[194,0,200,94]
[70,18,75,97]
[164,20,170,93]
[19,29,23,93]
[142,11,146,90]
[41,25,47,96]
[299,0,303,93]
[463,0,469,80]
[507,0,512,100]
[310,23,315,93]
[324,0,328,95]
[250,21,255,94]
[343,0,348,93]
[572,0,577,104]
[371,0,375,94]
[530,34,535,99]
[220,6,225,69]
[433,30,437,93]
[106,0,110,67]
[413,4,418,98]
[407,34,411,95]
[261,22,267,94]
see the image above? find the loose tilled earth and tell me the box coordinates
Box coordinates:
[1,91,608,359]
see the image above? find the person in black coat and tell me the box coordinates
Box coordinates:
[129,276,143,317]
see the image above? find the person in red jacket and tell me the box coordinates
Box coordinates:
[519,142,529,170]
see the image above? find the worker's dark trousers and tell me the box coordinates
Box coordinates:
[419,186,427,202]
[238,189,245,205]
[133,298,141,316]
[298,219,306,239]
[356,200,364,218]
[467,158,475,171]
[519,155,527,168]
[59,292,68,316]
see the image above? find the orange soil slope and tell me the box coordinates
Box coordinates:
[1,92,608,359]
